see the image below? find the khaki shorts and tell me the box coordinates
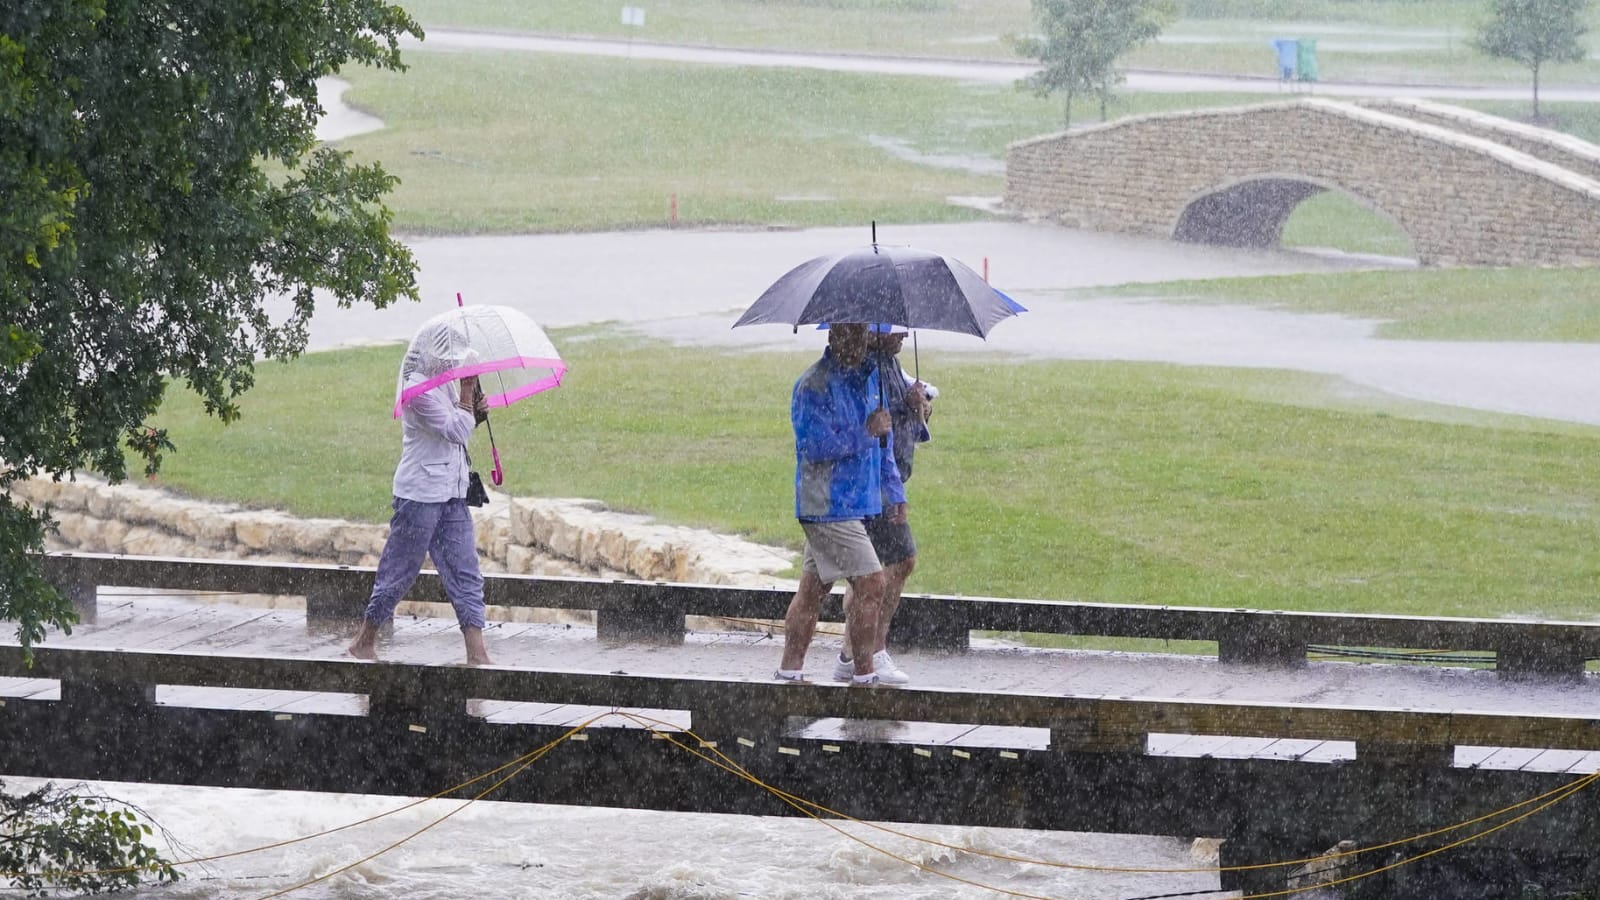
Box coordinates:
[799,519,882,585]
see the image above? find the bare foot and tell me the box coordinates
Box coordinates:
[463,626,492,666]
[348,621,380,660]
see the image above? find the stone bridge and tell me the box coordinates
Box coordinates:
[1003,98,1600,266]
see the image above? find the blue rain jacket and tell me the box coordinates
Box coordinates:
[792,348,906,522]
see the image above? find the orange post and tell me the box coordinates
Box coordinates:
[669,193,678,227]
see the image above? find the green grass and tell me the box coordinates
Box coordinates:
[1280,192,1415,258]
[336,51,1271,233]
[1094,267,1600,341]
[342,52,1015,233]
[145,330,1600,621]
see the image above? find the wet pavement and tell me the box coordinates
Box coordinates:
[408,29,1600,102]
[274,220,1600,428]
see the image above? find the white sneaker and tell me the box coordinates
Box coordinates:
[773,669,806,683]
[871,650,911,685]
[831,654,855,682]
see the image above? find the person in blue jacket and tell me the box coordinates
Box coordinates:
[774,322,906,686]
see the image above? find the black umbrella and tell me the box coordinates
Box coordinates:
[732,242,1020,338]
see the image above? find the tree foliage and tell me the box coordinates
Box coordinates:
[1011,0,1175,127]
[0,779,181,894]
[0,0,421,652]
[1475,0,1590,117]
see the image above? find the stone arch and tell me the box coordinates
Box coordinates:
[1003,99,1600,267]
[1171,174,1412,256]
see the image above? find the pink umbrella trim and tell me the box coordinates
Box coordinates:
[392,356,567,418]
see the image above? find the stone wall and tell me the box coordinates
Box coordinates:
[10,476,797,592]
[1004,98,1600,267]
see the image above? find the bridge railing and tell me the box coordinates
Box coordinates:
[5,642,1600,762]
[36,551,1600,677]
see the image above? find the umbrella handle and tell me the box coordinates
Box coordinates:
[482,411,505,486]
[879,373,888,449]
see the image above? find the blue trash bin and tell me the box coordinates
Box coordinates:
[1271,38,1298,81]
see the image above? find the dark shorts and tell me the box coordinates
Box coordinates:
[864,514,916,567]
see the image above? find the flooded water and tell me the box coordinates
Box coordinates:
[5,776,1218,899]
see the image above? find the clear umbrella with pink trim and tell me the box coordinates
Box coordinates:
[394,297,566,486]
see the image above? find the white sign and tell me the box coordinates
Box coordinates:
[621,6,646,27]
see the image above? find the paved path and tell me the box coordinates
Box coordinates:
[277,220,1600,428]
[410,29,1600,102]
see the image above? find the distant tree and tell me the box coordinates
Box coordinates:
[1011,0,1176,128]
[1,1,421,654]
[1475,0,1590,118]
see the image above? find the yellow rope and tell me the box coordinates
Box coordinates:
[613,711,1600,879]
[1236,772,1600,899]
[252,715,606,899]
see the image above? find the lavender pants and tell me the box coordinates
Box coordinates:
[362,497,486,630]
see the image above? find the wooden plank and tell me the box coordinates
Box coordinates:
[1294,741,1354,763]
[471,700,576,725]
[948,725,1048,751]
[69,607,213,650]
[1564,751,1600,774]
[1249,738,1332,762]
[1519,748,1597,774]
[0,677,56,698]
[1147,734,1211,757]
[1472,746,1545,771]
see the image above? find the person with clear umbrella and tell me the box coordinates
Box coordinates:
[348,316,494,666]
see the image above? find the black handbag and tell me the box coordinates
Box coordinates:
[465,470,489,507]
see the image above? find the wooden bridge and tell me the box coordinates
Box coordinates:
[4,552,1600,896]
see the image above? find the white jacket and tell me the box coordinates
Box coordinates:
[391,375,476,503]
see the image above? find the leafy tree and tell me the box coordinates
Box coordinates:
[0,779,182,894]
[1011,0,1175,128]
[1475,0,1590,118]
[1,1,421,653]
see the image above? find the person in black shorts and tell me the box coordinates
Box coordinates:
[834,324,933,685]
[774,323,906,686]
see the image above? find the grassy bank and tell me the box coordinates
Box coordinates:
[145,331,1600,621]
[1094,267,1600,341]
[337,51,1280,234]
